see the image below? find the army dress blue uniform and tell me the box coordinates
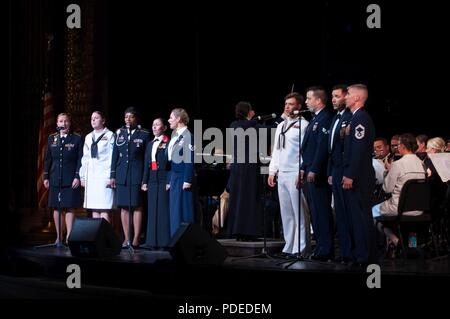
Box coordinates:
[110,126,150,208]
[142,134,171,248]
[342,107,377,264]
[44,132,83,208]
[167,127,195,236]
[327,108,352,261]
[300,108,334,258]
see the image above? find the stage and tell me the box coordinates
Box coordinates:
[3,242,450,301]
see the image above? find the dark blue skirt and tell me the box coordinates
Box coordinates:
[48,186,82,209]
[116,184,142,208]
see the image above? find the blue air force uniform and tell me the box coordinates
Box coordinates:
[167,128,195,236]
[300,108,334,257]
[327,108,352,260]
[142,135,171,248]
[110,126,150,208]
[342,108,377,264]
[44,132,83,208]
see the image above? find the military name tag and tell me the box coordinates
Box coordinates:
[313,122,318,131]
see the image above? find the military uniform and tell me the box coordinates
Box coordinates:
[142,134,171,248]
[342,107,377,264]
[269,116,310,255]
[167,127,195,236]
[327,108,352,260]
[110,126,150,208]
[301,108,333,258]
[44,132,83,208]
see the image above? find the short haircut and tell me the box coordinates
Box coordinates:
[234,101,252,120]
[124,106,140,118]
[284,92,304,106]
[306,86,327,105]
[57,112,72,121]
[332,84,348,95]
[374,137,388,146]
[171,108,190,125]
[348,84,368,100]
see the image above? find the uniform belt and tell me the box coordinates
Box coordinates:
[151,161,157,171]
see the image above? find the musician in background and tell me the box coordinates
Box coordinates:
[227,101,261,241]
[372,137,391,191]
[268,92,310,257]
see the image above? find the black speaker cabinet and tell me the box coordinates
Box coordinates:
[168,223,227,265]
[68,218,121,258]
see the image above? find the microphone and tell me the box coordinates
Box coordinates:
[56,126,65,131]
[256,113,277,121]
[293,110,310,115]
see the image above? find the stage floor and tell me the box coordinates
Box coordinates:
[3,244,450,300]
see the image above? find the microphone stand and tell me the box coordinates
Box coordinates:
[276,112,323,269]
[35,130,66,249]
[231,121,280,262]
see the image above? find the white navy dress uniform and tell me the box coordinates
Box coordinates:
[80,128,115,209]
[269,115,311,255]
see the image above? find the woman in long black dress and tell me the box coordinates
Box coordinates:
[227,102,262,241]
[43,113,83,243]
[141,118,171,248]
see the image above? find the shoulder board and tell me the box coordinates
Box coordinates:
[140,128,150,133]
[73,132,81,136]
[50,132,57,137]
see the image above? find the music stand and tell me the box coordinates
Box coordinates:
[196,159,229,236]
[35,131,67,250]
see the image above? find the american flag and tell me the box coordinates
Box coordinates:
[36,87,54,208]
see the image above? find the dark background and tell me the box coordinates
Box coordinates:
[7,0,449,244]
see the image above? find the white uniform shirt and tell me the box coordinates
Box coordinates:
[151,136,162,162]
[269,116,309,175]
[168,126,187,161]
